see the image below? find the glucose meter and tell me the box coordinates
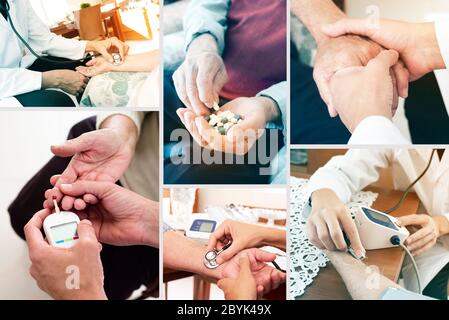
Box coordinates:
[43,200,80,248]
[355,206,409,250]
[186,215,218,243]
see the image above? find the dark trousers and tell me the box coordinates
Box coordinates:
[423,263,449,300]
[290,58,351,144]
[163,69,284,184]
[8,117,159,300]
[15,56,88,107]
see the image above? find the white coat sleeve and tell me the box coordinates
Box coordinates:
[348,116,410,145]
[307,149,395,204]
[26,3,87,60]
[0,68,42,99]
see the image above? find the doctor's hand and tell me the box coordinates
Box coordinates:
[42,70,88,96]
[177,96,280,155]
[322,19,446,82]
[207,220,286,264]
[329,50,399,133]
[24,209,106,300]
[217,255,258,300]
[86,37,130,64]
[219,248,286,298]
[51,181,159,247]
[44,127,137,212]
[173,34,228,116]
[398,214,444,256]
[314,35,408,117]
[309,189,365,258]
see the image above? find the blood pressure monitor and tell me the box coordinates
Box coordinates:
[355,206,409,250]
[43,212,80,248]
[186,215,218,243]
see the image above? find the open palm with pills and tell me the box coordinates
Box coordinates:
[177,96,280,155]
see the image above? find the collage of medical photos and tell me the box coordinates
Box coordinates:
[1,0,449,302]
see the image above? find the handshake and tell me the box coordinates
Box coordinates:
[313,18,445,132]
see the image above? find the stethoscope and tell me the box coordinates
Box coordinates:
[203,241,287,273]
[204,242,232,269]
[0,2,97,64]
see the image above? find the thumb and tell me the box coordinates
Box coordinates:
[322,18,372,38]
[51,134,92,157]
[60,180,112,199]
[367,50,399,74]
[76,219,98,242]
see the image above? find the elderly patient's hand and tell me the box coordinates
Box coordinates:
[329,50,400,132]
[44,128,136,212]
[314,35,408,117]
[76,57,112,77]
[178,96,280,155]
[219,248,286,299]
[173,34,228,116]
[50,181,159,247]
[42,70,88,96]
[24,209,106,300]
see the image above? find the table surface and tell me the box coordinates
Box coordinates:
[291,169,421,300]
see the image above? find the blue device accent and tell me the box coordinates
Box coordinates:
[362,207,398,230]
[190,219,217,233]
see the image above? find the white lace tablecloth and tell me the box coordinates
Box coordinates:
[289,177,378,299]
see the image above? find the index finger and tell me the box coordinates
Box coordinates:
[110,38,126,61]
[24,209,52,250]
[340,214,365,257]
[398,214,429,227]
[238,255,252,276]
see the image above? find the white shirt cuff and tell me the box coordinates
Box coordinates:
[435,17,449,69]
[348,116,410,145]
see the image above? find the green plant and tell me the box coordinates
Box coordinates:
[80,3,91,9]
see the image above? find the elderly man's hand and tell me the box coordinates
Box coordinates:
[43,128,136,212]
[24,209,106,300]
[329,50,399,132]
[42,70,89,96]
[177,96,280,155]
[173,34,228,116]
[314,35,408,117]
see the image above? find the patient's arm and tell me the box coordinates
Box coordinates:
[76,51,159,77]
[324,249,400,300]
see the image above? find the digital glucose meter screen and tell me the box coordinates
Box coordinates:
[362,208,398,230]
[199,222,215,233]
[51,222,78,243]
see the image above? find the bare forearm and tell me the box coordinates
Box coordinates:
[163,231,221,280]
[262,228,286,251]
[324,250,400,300]
[292,0,345,44]
[110,51,159,72]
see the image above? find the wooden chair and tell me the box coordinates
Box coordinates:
[74,4,106,40]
